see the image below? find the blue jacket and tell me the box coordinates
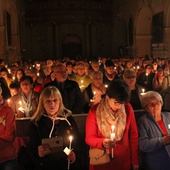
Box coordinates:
[138,112,170,170]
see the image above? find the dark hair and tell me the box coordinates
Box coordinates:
[66,61,73,67]
[20,75,33,84]
[9,82,20,89]
[106,79,130,103]
[105,59,114,67]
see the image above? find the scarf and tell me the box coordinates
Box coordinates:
[96,98,126,141]
[21,90,33,117]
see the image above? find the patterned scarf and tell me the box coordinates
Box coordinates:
[96,98,126,141]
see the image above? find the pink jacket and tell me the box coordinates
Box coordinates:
[0,101,18,163]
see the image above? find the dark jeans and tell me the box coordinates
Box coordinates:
[0,158,18,170]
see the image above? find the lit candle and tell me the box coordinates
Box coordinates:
[141,88,146,96]
[137,66,140,70]
[168,124,170,130]
[105,84,108,88]
[7,99,10,106]
[37,73,40,77]
[69,136,73,150]
[12,76,15,81]
[80,80,84,89]
[18,101,24,112]
[68,136,73,170]
[146,73,148,82]
[110,125,115,158]
[90,91,96,102]
[8,68,11,74]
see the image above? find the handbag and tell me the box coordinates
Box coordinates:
[89,148,110,165]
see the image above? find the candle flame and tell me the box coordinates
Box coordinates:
[69,136,73,142]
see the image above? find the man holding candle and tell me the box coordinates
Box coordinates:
[137,64,155,92]
[86,79,139,170]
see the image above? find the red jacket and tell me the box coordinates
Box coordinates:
[85,103,139,170]
[0,101,18,163]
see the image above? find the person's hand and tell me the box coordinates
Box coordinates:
[17,111,25,118]
[102,138,116,149]
[38,144,51,157]
[132,164,139,170]
[93,93,102,105]
[163,135,170,145]
[67,151,76,164]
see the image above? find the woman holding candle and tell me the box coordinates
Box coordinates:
[137,64,155,92]
[83,70,106,113]
[85,79,139,170]
[28,86,81,170]
[138,91,170,170]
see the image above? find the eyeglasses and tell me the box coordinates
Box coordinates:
[125,76,136,79]
[112,98,124,106]
[44,99,58,105]
[20,83,31,86]
[147,101,161,108]
[54,71,67,74]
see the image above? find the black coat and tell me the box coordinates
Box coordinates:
[28,114,82,170]
[44,79,85,114]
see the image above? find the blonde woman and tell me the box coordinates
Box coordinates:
[28,86,81,170]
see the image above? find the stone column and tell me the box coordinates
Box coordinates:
[0,26,5,58]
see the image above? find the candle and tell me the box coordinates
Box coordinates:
[7,99,10,104]
[105,84,108,88]
[68,136,73,170]
[110,125,115,158]
[90,91,96,102]
[146,73,148,82]
[141,89,146,96]
[81,80,83,84]
[18,101,24,112]
[168,124,170,130]
[8,68,11,74]
[12,76,15,81]
[37,73,40,77]
[69,136,73,149]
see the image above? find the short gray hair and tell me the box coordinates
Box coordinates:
[141,91,163,108]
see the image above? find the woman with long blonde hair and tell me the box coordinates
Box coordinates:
[29,86,81,170]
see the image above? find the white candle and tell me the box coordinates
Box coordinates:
[110,125,115,158]
[37,73,40,77]
[105,84,108,88]
[141,89,146,96]
[69,136,73,149]
[81,80,83,84]
[68,136,73,170]
[12,76,15,81]
[168,124,170,129]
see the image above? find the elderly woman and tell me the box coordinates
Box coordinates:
[83,70,106,113]
[138,91,170,170]
[86,79,139,170]
[28,86,82,170]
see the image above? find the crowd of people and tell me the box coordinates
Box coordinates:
[0,56,170,169]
